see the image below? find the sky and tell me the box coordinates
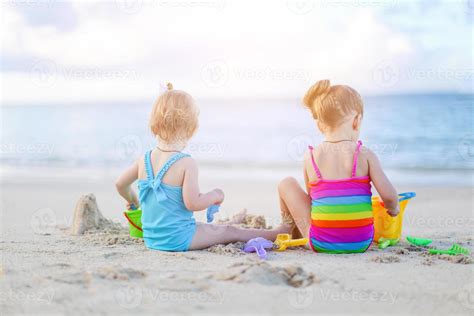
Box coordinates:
[1,0,473,104]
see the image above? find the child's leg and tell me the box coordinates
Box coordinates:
[278,177,311,240]
[188,223,289,250]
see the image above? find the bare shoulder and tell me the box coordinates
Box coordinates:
[360,146,379,164]
[176,155,198,171]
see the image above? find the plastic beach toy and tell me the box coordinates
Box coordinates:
[373,192,416,243]
[378,237,400,249]
[123,205,143,238]
[274,234,308,251]
[406,236,432,247]
[243,237,274,260]
[429,244,470,256]
[206,204,220,223]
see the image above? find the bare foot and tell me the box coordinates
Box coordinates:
[227,209,248,225]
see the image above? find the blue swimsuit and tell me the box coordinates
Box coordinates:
[138,150,196,252]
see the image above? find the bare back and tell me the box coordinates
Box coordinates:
[137,149,189,187]
[304,142,369,183]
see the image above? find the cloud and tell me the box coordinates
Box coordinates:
[0,0,471,104]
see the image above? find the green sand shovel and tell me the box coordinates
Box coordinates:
[406,236,432,247]
[378,237,400,249]
[429,244,470,256]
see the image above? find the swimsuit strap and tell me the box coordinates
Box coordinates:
[144,150,154,181]
[351,140,363,178]
[308,146,322,179]
[155,152,190,182]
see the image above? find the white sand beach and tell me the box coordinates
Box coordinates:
[1,166,473,315]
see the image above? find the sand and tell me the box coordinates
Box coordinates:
[1,166,473,315]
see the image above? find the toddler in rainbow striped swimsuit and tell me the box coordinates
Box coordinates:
[278,80,400,254]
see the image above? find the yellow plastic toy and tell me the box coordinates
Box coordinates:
[274,234,308,251]
[372,192,416,243]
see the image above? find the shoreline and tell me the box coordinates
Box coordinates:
[1,164,473,187]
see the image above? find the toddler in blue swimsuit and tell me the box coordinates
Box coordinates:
[115,83,289,251]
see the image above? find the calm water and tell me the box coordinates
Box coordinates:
[1,94,473,176]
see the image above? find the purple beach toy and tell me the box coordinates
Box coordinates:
[243,237,274,260]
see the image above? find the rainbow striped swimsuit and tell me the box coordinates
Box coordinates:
[308,140,374,254]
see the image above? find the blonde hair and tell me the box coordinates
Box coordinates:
[149,83,199,143]
[302,80,363,131]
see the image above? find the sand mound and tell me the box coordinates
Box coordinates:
[391,247,409,255]
[81,229,143,246]
[437,254,473,264]
[218,212,268,229]
[95,266,146,280]
[70,194,122,235]
[211,261,316,288]
[371,255,401,263]
[240,214,267,229]
[207,242,245,255]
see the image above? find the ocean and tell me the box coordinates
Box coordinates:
[1,93,473,185]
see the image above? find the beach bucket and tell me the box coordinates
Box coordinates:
[372,192,416,242]
[123,209,143,238]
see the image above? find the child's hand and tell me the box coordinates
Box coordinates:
[212,189,225,205]
[387,207,400,217]
[126,202,137,210]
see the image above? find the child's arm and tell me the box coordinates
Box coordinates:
[182,158,224,211]
[115,161,140,209]
[367,149,399,216]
